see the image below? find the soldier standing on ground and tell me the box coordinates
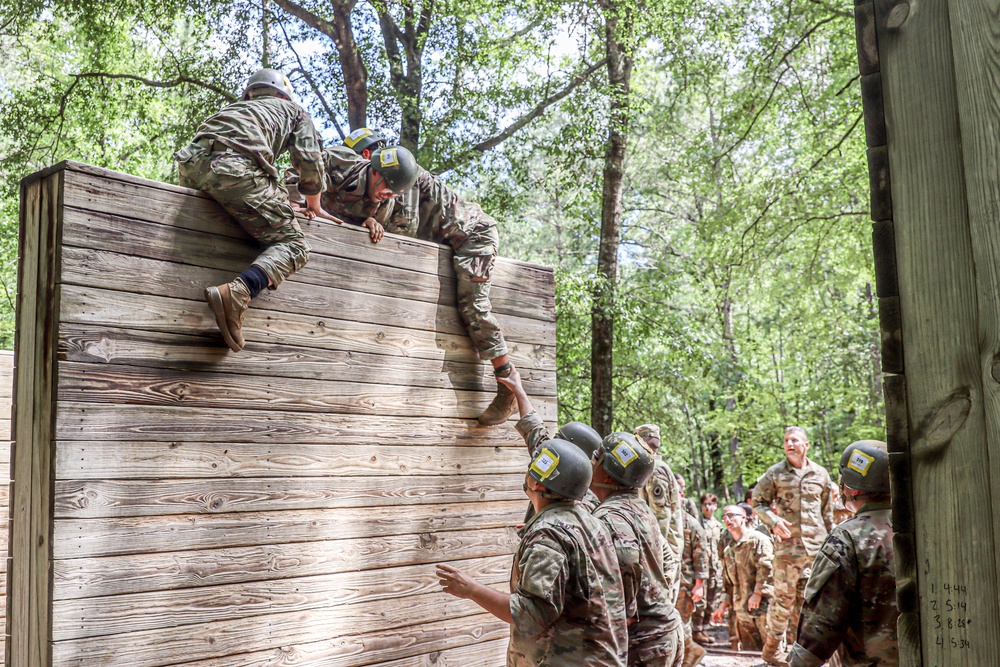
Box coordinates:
[437,439,628,666]
[634,425,685,598]
[677,474,709,667]
[712,504,775,652]
[692,493,724,647]
[752,426,834,666]
[174,68,337,352]
[314,135,516,425]
[787,440,898,667]
[592,432,683,666]
[497,367,601,516]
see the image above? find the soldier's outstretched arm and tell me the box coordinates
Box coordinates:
[502,367,549,456]
[436,563,513,624]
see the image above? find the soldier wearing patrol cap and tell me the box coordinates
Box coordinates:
[787,440,898,667]
[437,438,629,667]
[635,424,685,580]
[175,68,338,353]
[592,432,684,666]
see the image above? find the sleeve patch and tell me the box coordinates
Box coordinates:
[803,552,838,603]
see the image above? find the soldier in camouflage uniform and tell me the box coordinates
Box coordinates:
[830,481,853,525]
[752,426,834,666]
[499,367,601,516]
[437,438,628,666]
[174,69,334,353]
[788,440,897,667]
[634,424,685,597]
[692,493,724,646]
[678,498,709,666]
[592,432,684,667]
[713,504,775,651]
[316,136,515,426]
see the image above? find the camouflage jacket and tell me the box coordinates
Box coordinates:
[752,457,834,557]
[516,411,600,514]
[385,167,498,246]
[681,510,709,587]
[721,529,775,613]
[593,492,680,647]
[788,501,898,667]
[508,501,628,667]
[317,146,395,226]
[641,459,684,562]
[191,96,325,194]
[701,515,725,587]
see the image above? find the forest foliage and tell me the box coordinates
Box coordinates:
[0,0,879,501]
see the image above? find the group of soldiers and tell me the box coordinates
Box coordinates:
[177,69,900,667]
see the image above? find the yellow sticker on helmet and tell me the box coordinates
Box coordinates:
[847,450,875,476]
[344,127,373,148]
[530,448,560,480]
[612,441,638,468]
[380,148,400,168]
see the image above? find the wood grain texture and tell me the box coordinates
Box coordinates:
[173,614,508,667]
[52,501,526,558]
[875,0,1000,661]
[53,527,518,599]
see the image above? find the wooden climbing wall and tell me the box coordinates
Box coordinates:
[0,352,11,665]
[9,161,556,666]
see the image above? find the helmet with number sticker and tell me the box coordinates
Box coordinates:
[369,146,418,193]
[527,438,593,500]
[595,432,655,489]
[242,68,295,101]
[556,422,602,459]
[344,127,387,154]
[838,440,890,494]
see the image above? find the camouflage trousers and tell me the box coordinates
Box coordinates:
[766,545,811,642]
[629,622,684,667]
[733,610,768,651]
[176,141,309,288]
[454,224,508,360]
[692,577,721,632]
[676,587,695,641]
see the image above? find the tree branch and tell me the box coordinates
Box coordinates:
[74,71,236,100]
[277,17,347,139]
[435,57,609,172]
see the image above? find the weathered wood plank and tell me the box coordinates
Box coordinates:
[52,500,526,558]
[377,638,508,667]
[54,473,527,518]
[51,584,508,667]
[53,526,518,599]
[59,284,556,370]
[55,441,529,480]
[52,555,511,641]
[55,361,556,421]
[174,614,508,667]
[60,167,553,294]
[875,0,1000,661]
[58,325,555,396]
[55,403,551,447]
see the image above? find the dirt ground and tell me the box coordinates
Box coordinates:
[702,652,765,667]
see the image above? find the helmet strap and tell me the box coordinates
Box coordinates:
[591,482,630,491]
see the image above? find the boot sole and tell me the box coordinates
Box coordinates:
[205,286,244,352]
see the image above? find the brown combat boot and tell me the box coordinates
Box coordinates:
[761,634,789,666]
[693,630,715,646]
[729,636,740,651]
[477,365,516,425]
[681,637,706,667]
[205,279,252,352]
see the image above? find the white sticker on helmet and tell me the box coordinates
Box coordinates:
[847,450,874,476]
[612,442,637,468]
[531,448,560,480]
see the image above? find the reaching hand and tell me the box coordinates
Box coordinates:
[496,367,522,392]
[748,592,762,611]
[362,217,385,243]
[436,563,479,600]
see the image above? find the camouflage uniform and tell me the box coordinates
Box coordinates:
[594,492,684,667]
[508,500,629,667]
[721,529,775,651]
[641,458,685,597]
[752,458,833,643]
[787,500,897,667]
[175,96,324,287]
[693,513,725,636]
[317,145,396,226]
[677,510,709,641]
[516,411,600,515]
[390,167,506,360]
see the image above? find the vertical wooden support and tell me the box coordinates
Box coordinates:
[9,171,63,666]
[868,0,1000,664]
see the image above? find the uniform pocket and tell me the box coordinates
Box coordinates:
[210,153,254,179]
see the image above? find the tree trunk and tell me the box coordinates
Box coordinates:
[590,4,632,436]
[376,2,428,153]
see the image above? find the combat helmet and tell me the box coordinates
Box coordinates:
[527,438,593,500]
[594,432,655,489]
[370,146,418,193]
[838,440,890,494]
[556,422,602,459]
[242,68,295,101]
[344,127,388,154]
